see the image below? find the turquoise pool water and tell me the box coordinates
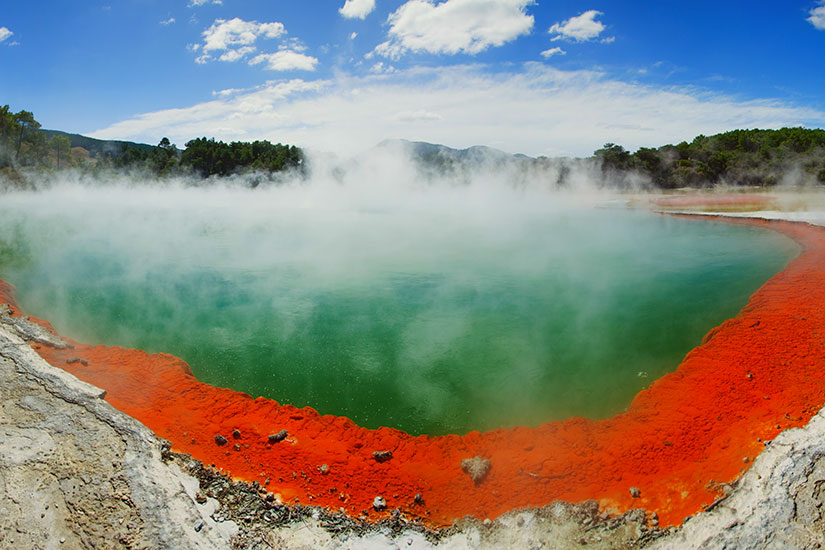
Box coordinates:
[0,186,798,435]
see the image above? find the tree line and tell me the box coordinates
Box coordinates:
[594,128,825,188]
[3,104,824,190]
[0,106,304,182]
[111,136,303,178]
[1,106,72,172]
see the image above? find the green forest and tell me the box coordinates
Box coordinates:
[595,128,825,188]
[0,106,304,183]
[0,106,71,173]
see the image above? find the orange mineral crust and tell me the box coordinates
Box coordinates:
[5,216,825,528]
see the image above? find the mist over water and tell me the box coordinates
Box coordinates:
[0,160,798,435]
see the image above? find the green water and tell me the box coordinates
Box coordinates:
[0,187,798,435]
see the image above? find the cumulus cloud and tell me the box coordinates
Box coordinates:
[339,0,376,19]
[160,17,176,26]
[0,27,13,43]
[549,10,608,42]
[202,18,284,54]
[191,17,319,69]
[809,1,825,30]
[540,46,565,58]
[250,50,319,71]
[90,64,825,159]
[370,61,396,74]
[189,0,223,6]
[219,46,256,62]
[374,0,534,59]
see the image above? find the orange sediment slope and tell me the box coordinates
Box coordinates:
[2,216,824,528]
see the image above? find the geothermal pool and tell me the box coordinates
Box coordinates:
[0,185,797,435]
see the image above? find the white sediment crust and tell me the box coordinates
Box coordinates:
[0,323,238,549]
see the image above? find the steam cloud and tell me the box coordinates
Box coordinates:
[0,146,797,434]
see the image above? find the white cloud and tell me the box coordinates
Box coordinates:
[374,0,534,59]
[540,47,565,58]
[189,0,223,6]
[350,32,358,40]
[549,10,607,43]
[160,17,176,26]
[339,0,376,19]
[249,50,319,71]
[0,27,13,43]
[369,61,396,74]
[213,87,250,97]
[809,1,825,30]
[220,46,256,62]
[90,64,825,159]
[202,18,284,53]
[394,109,443,122]
[194,18,286,64]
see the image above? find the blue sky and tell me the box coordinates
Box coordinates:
[1,0,824,156]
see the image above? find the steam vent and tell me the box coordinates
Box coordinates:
[3,214,825,529]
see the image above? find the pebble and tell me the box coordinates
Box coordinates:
[414,493,423,505]
[461,456,491,484]
[232,429,241,439]
[372,450,393,463]
[194,519,205,532]
[629,487,641,498]
[483,518,492,527]
[214,435,228,446]
[268,430,288,444]
[373,496,387,511]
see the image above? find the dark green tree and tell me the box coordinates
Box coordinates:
[13,110,40,162]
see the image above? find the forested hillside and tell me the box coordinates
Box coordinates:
[595,128,825,188]
[0,106,304,184]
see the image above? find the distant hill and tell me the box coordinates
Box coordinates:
[362,139,590,189]
[40,130,154,159]
[376,139,527,164]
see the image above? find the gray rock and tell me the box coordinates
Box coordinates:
[461,456,491,484]
[267,430,287,444]
[372,450,393,463]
